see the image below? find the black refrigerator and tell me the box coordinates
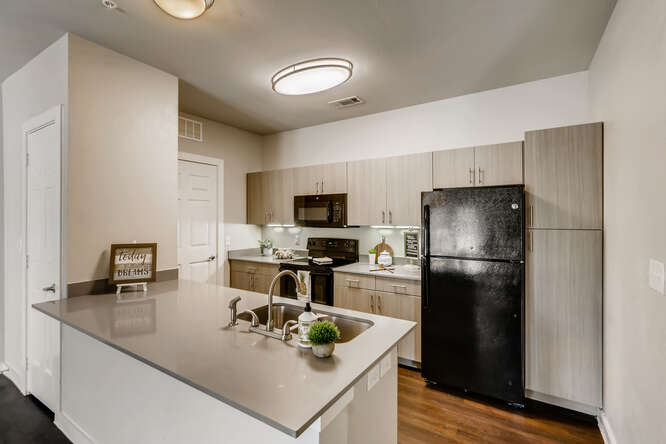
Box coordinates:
[421,185,525,404]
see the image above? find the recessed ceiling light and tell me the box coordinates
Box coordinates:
[272,58,353,96]
[153,0,214,19]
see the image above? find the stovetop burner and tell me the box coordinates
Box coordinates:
[279,237,359,271]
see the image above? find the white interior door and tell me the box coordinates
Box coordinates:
[25,106,61,413]
[178,160,217,283]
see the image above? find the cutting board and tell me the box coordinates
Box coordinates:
[373,239,394,264]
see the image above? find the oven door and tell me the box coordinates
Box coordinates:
[294,194,346,228]
[279,268,334,306]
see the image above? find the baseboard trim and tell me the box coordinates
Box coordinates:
[598,411,618,444]
[525,389,600,416]
[4,362,27,395]
[55,411,97,444]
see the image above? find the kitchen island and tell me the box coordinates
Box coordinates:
[33,280,415,444]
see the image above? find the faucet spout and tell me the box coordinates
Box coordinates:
[267,270,306,332]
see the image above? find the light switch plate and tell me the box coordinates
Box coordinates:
[380,354,391,377]
[225,236,231,250]
[367,364,380,391]
[649,259,665,295]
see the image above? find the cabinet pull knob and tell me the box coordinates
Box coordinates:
[377,295,382,312]
[391,284,407,289]
[469,168,473,184]
[321,179,324,193]
[370,294,375,312]
[389,210,393,224]
[478,167,483,184]
[382,211,385,223]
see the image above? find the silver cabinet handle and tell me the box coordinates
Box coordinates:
[42,283,56,293]
[529,205,534,227]
[478,167,483,184]
[208,255,216,261]
[391,284,407,289]
[529,231,534,252]
[321,178,324,193]
[389,210,393,224]
[469,168,473,184]
[382,211,385,223]
[377,294,382,313]
[315,182,319,194]
[345,278,360,288]
[370,294,375,312]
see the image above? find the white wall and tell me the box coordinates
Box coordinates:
[263,71,592,169]
[588,1,666,443]
[67,35,179,284]
[1,34,69,387]
[178,113,264,285]
[0,90,4,368]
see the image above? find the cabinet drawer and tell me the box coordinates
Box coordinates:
[230,260,279,276]
[375,277,420,296]
[334,272,375,290]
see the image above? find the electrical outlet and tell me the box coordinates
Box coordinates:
[367,364,380,391]
[649,259,665,295]
[380,354,391,377]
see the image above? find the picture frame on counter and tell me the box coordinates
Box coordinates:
[404,231,419,258]
[108,243,157,285]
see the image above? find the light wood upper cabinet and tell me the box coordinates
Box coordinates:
[474,141,524,186]
[246,172,266,225]
[433,142,524,189]
[526,229,602,408]
[293,162,347,195]
[525,123,603,230]
[246,169,293,225]
[347,158,387,226]
[386,152,433,226]
[433,147,475,188]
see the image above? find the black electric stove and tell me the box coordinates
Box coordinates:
[278,238,359,305]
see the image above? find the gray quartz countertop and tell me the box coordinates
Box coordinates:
[335,262,422,281]
[228,254,306,265]
[33,280,415,437]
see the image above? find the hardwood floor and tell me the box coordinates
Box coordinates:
[398,367,603,444]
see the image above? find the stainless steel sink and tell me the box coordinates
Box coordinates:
[238,303,373,343]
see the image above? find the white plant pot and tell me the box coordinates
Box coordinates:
[312,342,335,358]
[261,248,273,257]
[368,254,376,265]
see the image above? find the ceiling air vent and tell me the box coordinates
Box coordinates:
[178,116,203,142]
[328,96,364,109]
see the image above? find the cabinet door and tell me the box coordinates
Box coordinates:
[347,158,387,226]
[474,141,523,186]
[334,286,375,313]
[525,123,602,229]
[231,271,252,291]
[267,169,294,225]
[293,166,318,196]
[246,172,267,225]
[319,162,347,194]
[375,291,421,362]
[433,147,475,188]
[526,229,602,408]
[386,152,433,226]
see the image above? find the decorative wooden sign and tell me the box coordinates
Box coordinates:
[404,232,419,258]
[109,243,157,285]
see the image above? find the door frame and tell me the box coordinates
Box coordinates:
[177,152,224,286]
[17,105,65,408]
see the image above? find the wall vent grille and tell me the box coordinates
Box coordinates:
[178,116,203,142]
[328,96,364,108]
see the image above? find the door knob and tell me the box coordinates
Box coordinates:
[208,255,216,261]
[42,283,56,293]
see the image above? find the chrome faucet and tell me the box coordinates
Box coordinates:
[266,270,306,332]
[227,271,306,342]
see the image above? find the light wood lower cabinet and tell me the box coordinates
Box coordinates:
[229,260,280,295]
[526,229,602,410]
[334,272,421,363]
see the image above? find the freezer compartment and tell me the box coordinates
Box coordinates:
[422,186,524,261]
[422,257,524,403]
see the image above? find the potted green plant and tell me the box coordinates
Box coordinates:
[368,248,377,265]
[258,239,273,256]
[308,320,340,358]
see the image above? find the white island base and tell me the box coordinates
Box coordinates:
[56,326,399,444]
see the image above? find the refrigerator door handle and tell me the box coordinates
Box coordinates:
[422,204,430,309]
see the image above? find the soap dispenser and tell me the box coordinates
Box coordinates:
[296,270,316,348]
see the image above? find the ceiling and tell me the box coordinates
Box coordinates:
[0,0,615,135]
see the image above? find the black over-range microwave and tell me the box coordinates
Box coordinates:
[293,194,348,228]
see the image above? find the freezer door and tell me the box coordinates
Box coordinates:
[422,257,524,403]
[423,186,524,261]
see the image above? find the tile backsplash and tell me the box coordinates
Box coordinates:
[261,226,421,258]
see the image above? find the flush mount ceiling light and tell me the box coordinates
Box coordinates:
[272,58,353,95]
[153,0,214,19]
